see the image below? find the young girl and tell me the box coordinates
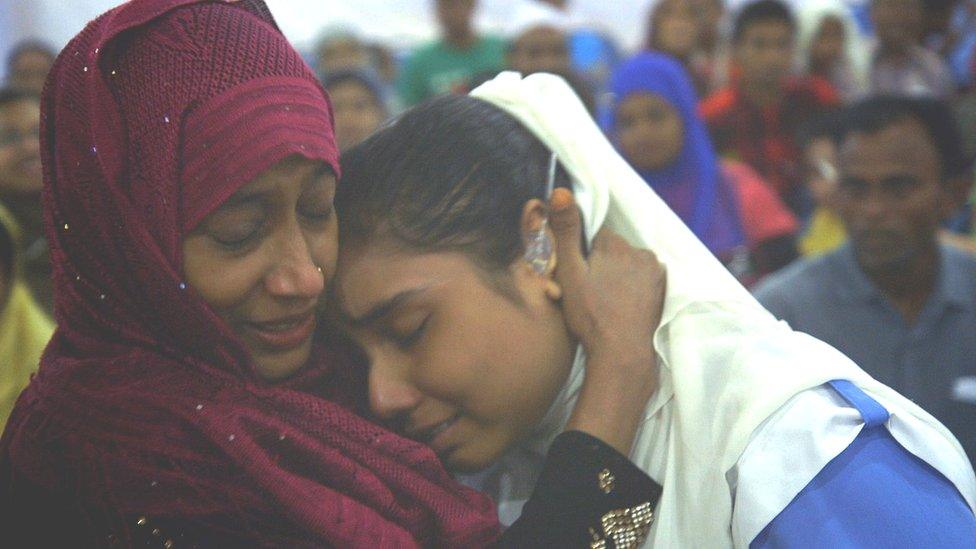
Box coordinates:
[0,2,664,547]
[644,0,713,96]
[333,72,976,547]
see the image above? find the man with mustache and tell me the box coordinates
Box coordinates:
[755,96,976,466]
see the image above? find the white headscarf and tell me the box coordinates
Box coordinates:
[470,71,976,547]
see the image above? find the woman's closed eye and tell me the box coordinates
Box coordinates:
[209,214,266,250]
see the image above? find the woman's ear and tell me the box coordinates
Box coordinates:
[520,199,561,300]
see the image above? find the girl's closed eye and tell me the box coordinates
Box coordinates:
[299,188,335,223]
[301,203,334,223]
[390,314,431,349]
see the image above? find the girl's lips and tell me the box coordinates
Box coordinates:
[245,312,316,349]
[422,414,461,453]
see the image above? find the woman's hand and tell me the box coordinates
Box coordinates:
[549,188,667,455]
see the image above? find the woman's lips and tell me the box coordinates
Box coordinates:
[244,312,316,349]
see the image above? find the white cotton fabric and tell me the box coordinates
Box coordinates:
[728,383,864,545]
[469,72,976,547]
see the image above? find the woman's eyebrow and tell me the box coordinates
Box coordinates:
[218,190,268,210]
[346,286,430,327]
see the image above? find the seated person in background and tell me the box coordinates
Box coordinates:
[0,204,53,431]
[644,0,710,96]
[4,41,55,96]
[755,96,976,466]
[323,70,389,152]
[312,28,374,80]
[795,0,870,103]
[312,29,399,106]
[693,0,728,74]
[0,89,50,312]
[690,0,735,95]
[509,0,622,92]
[869,0,955,98]
[334,72,976,548]
[796,113,848,257]
[503,16,596,115]
[945,0,976,90]
[607,53,798,286]
[396,0,505,107]
[701,0,840,220]
[507,20,571,77]
[795,107,976,257]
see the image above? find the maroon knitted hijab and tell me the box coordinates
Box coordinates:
[0,1,499,546]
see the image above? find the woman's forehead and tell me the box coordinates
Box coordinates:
[236,156,332,192]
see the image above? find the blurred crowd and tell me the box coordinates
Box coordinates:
[1,0,975,460]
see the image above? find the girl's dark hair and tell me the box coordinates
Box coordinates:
[336,94,569,271]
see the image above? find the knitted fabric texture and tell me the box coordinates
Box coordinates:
[0,1,499,547]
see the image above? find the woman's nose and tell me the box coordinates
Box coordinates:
[265,223,325,299]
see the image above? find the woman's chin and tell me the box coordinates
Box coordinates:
[250,339,314,381]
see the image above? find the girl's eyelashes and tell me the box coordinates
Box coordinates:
[392,315,430,349]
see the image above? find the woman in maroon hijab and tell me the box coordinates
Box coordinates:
[0,1,663,547]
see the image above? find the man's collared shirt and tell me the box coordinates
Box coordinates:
[754,243,976,464]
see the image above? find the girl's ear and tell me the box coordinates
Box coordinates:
[520,199,561,300]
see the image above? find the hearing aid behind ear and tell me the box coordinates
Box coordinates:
[524,152,558,274]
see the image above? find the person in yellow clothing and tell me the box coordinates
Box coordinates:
[0,203,53,431]
[797,115,847,257]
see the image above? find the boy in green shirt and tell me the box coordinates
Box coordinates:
[397,0,505,106]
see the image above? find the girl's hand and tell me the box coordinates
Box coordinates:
[548,188,667,454]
